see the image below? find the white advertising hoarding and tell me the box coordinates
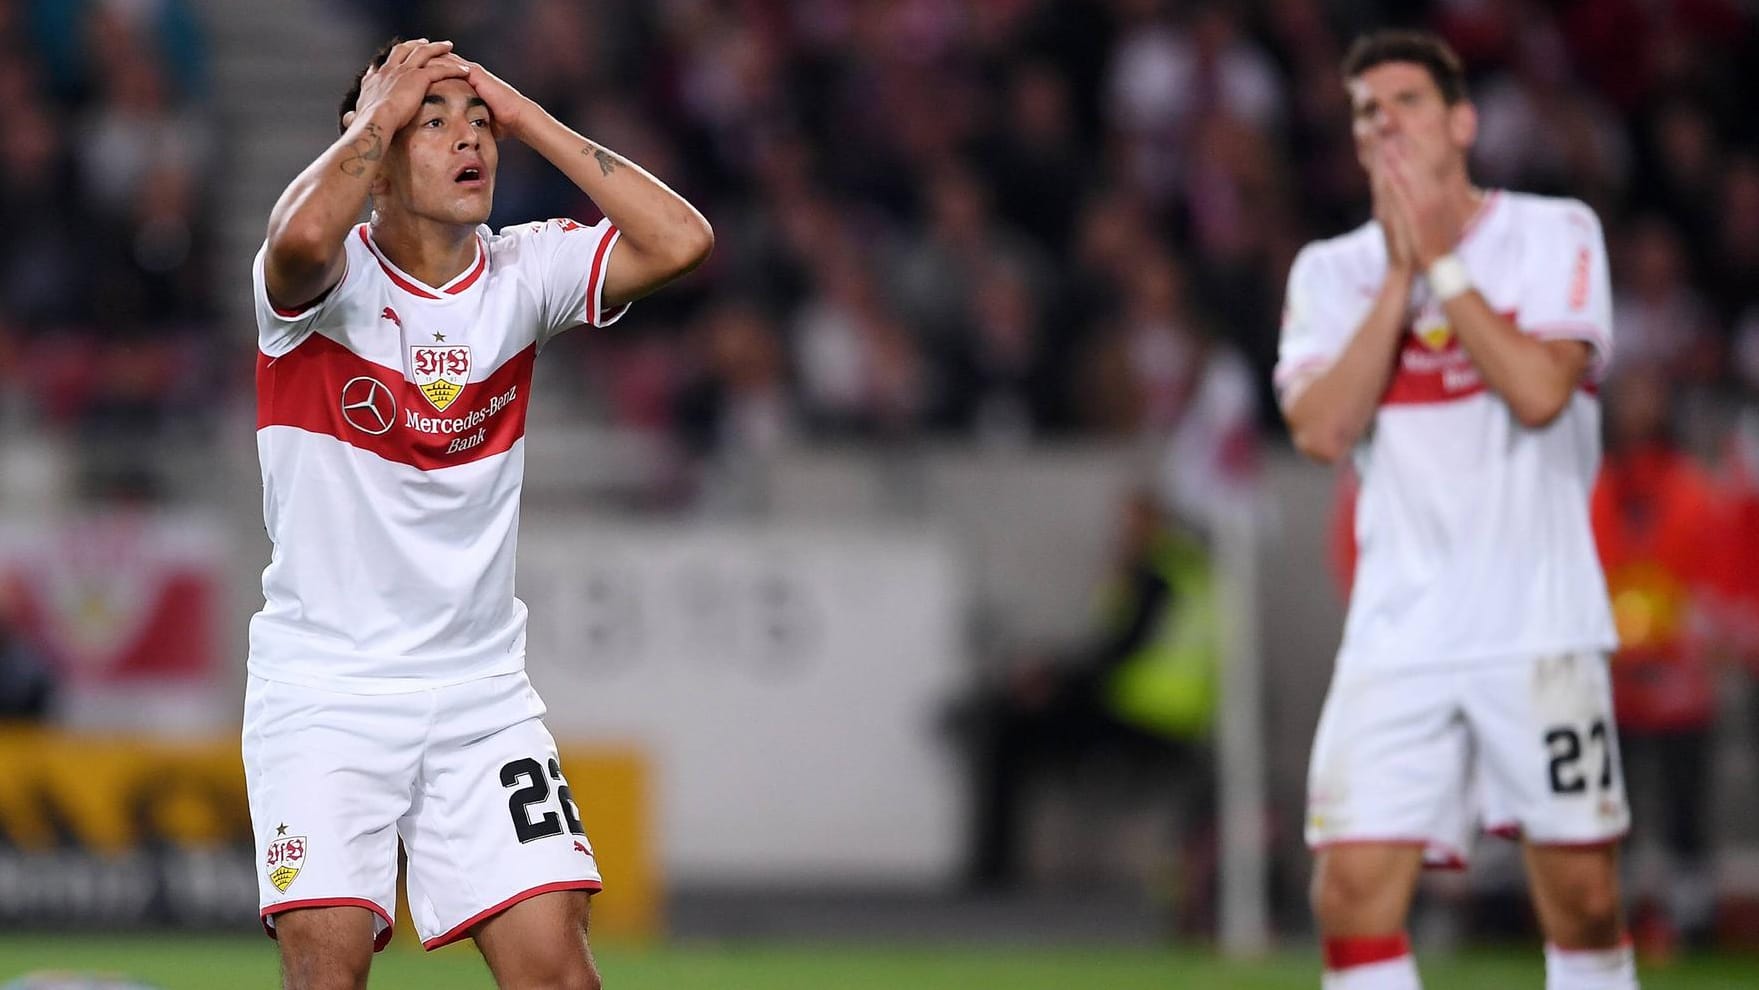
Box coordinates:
[517,519,970,887]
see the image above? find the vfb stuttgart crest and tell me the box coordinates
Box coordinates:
[1415,316,1453,352]
[412,345,471,411]
[266,832,308,892]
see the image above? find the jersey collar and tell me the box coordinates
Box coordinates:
[359,225,487,300]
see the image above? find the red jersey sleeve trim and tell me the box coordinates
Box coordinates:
[587,225,623,326]
[267,256,348,320]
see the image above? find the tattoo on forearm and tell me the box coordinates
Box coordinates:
[339,123,384,177]
[582,143,621,178]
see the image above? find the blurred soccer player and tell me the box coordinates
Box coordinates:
[1276,31,1635,990]
[244,37,711,990]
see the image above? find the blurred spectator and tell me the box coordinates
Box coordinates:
[1590,369,1722,953]
[933,257,1063,445]
[889,160,1047,355]
[978,61,1085,247]
[29,0,208,105]
[1104,0,1283,204]
[0,0,213,450]
[794,239,930,440]
[1469,17,1630,207]
[676,299,799,461]
[1610,216,1720,384]
[953,489,1217,905]
[0,586,54,721]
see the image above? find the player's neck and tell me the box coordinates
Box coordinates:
[1446,170,1487,229]
[368,214,480,289]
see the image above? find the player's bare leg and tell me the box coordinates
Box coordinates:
[1312,844,1425,988]
[1524,842,1638,988]
[473,890,600,990]
[271,905,376,990]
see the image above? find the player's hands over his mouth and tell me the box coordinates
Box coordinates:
[1381,138,1463,268]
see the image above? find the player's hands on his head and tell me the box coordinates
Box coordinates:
[450,58,536,142]
[351,38,470,133]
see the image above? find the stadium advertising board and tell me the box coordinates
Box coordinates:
[0,512,223,684]
[518,522,969,886]
[0,732,656,940]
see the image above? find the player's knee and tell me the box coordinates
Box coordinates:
[279,950,370,990]
[1550,873,1623,946]
[1311,861,1380,927]
[498,965,599,990]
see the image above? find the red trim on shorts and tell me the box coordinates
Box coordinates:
[1309,838,1467,871]
[262,897,395,953]
[1323,933,1410,971]
[1524,831,1629,849]
[421,880,603,951]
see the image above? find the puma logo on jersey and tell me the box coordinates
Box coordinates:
[573,841,591,856]
[381,307,402,328]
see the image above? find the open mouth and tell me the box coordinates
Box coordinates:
[454,166,484,184]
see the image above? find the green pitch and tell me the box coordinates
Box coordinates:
[1,935,1753,988]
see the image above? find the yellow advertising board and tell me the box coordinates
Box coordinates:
[0,730,657,943]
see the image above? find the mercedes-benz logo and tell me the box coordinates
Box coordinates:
[340,376,396,435]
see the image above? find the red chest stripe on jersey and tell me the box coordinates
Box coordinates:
[1380,310,1517,407]
[257,334,534,471]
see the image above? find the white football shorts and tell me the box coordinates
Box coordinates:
[243,670,602,950]
[1306,652,1630,867]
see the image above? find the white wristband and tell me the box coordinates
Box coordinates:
[1427,253,1472,302]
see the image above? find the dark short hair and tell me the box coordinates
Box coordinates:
[338,37,403,134]
[1342,30,1468,105]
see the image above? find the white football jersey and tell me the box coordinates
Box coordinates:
[249,218,625,692]
[1276,191,1619,671]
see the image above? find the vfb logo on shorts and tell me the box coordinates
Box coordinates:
[413,345,471,411]
[266,833,308,892]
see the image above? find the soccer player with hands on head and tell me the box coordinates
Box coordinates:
[246,37,710,990]
[1278,30,1636,990]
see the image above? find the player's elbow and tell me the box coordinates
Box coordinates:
[1509,388,1572,430]
[670,214,714,275]
[266,215,336,274]
[1292,426,1349,465]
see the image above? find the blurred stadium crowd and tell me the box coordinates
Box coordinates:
[4,0,1759,485]
[4,0,1759,950]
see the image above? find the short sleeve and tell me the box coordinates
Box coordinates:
[251,230,366,358]
[1274,242,1361,407]
[1517,200,1613,380]
[499,217,628,342]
